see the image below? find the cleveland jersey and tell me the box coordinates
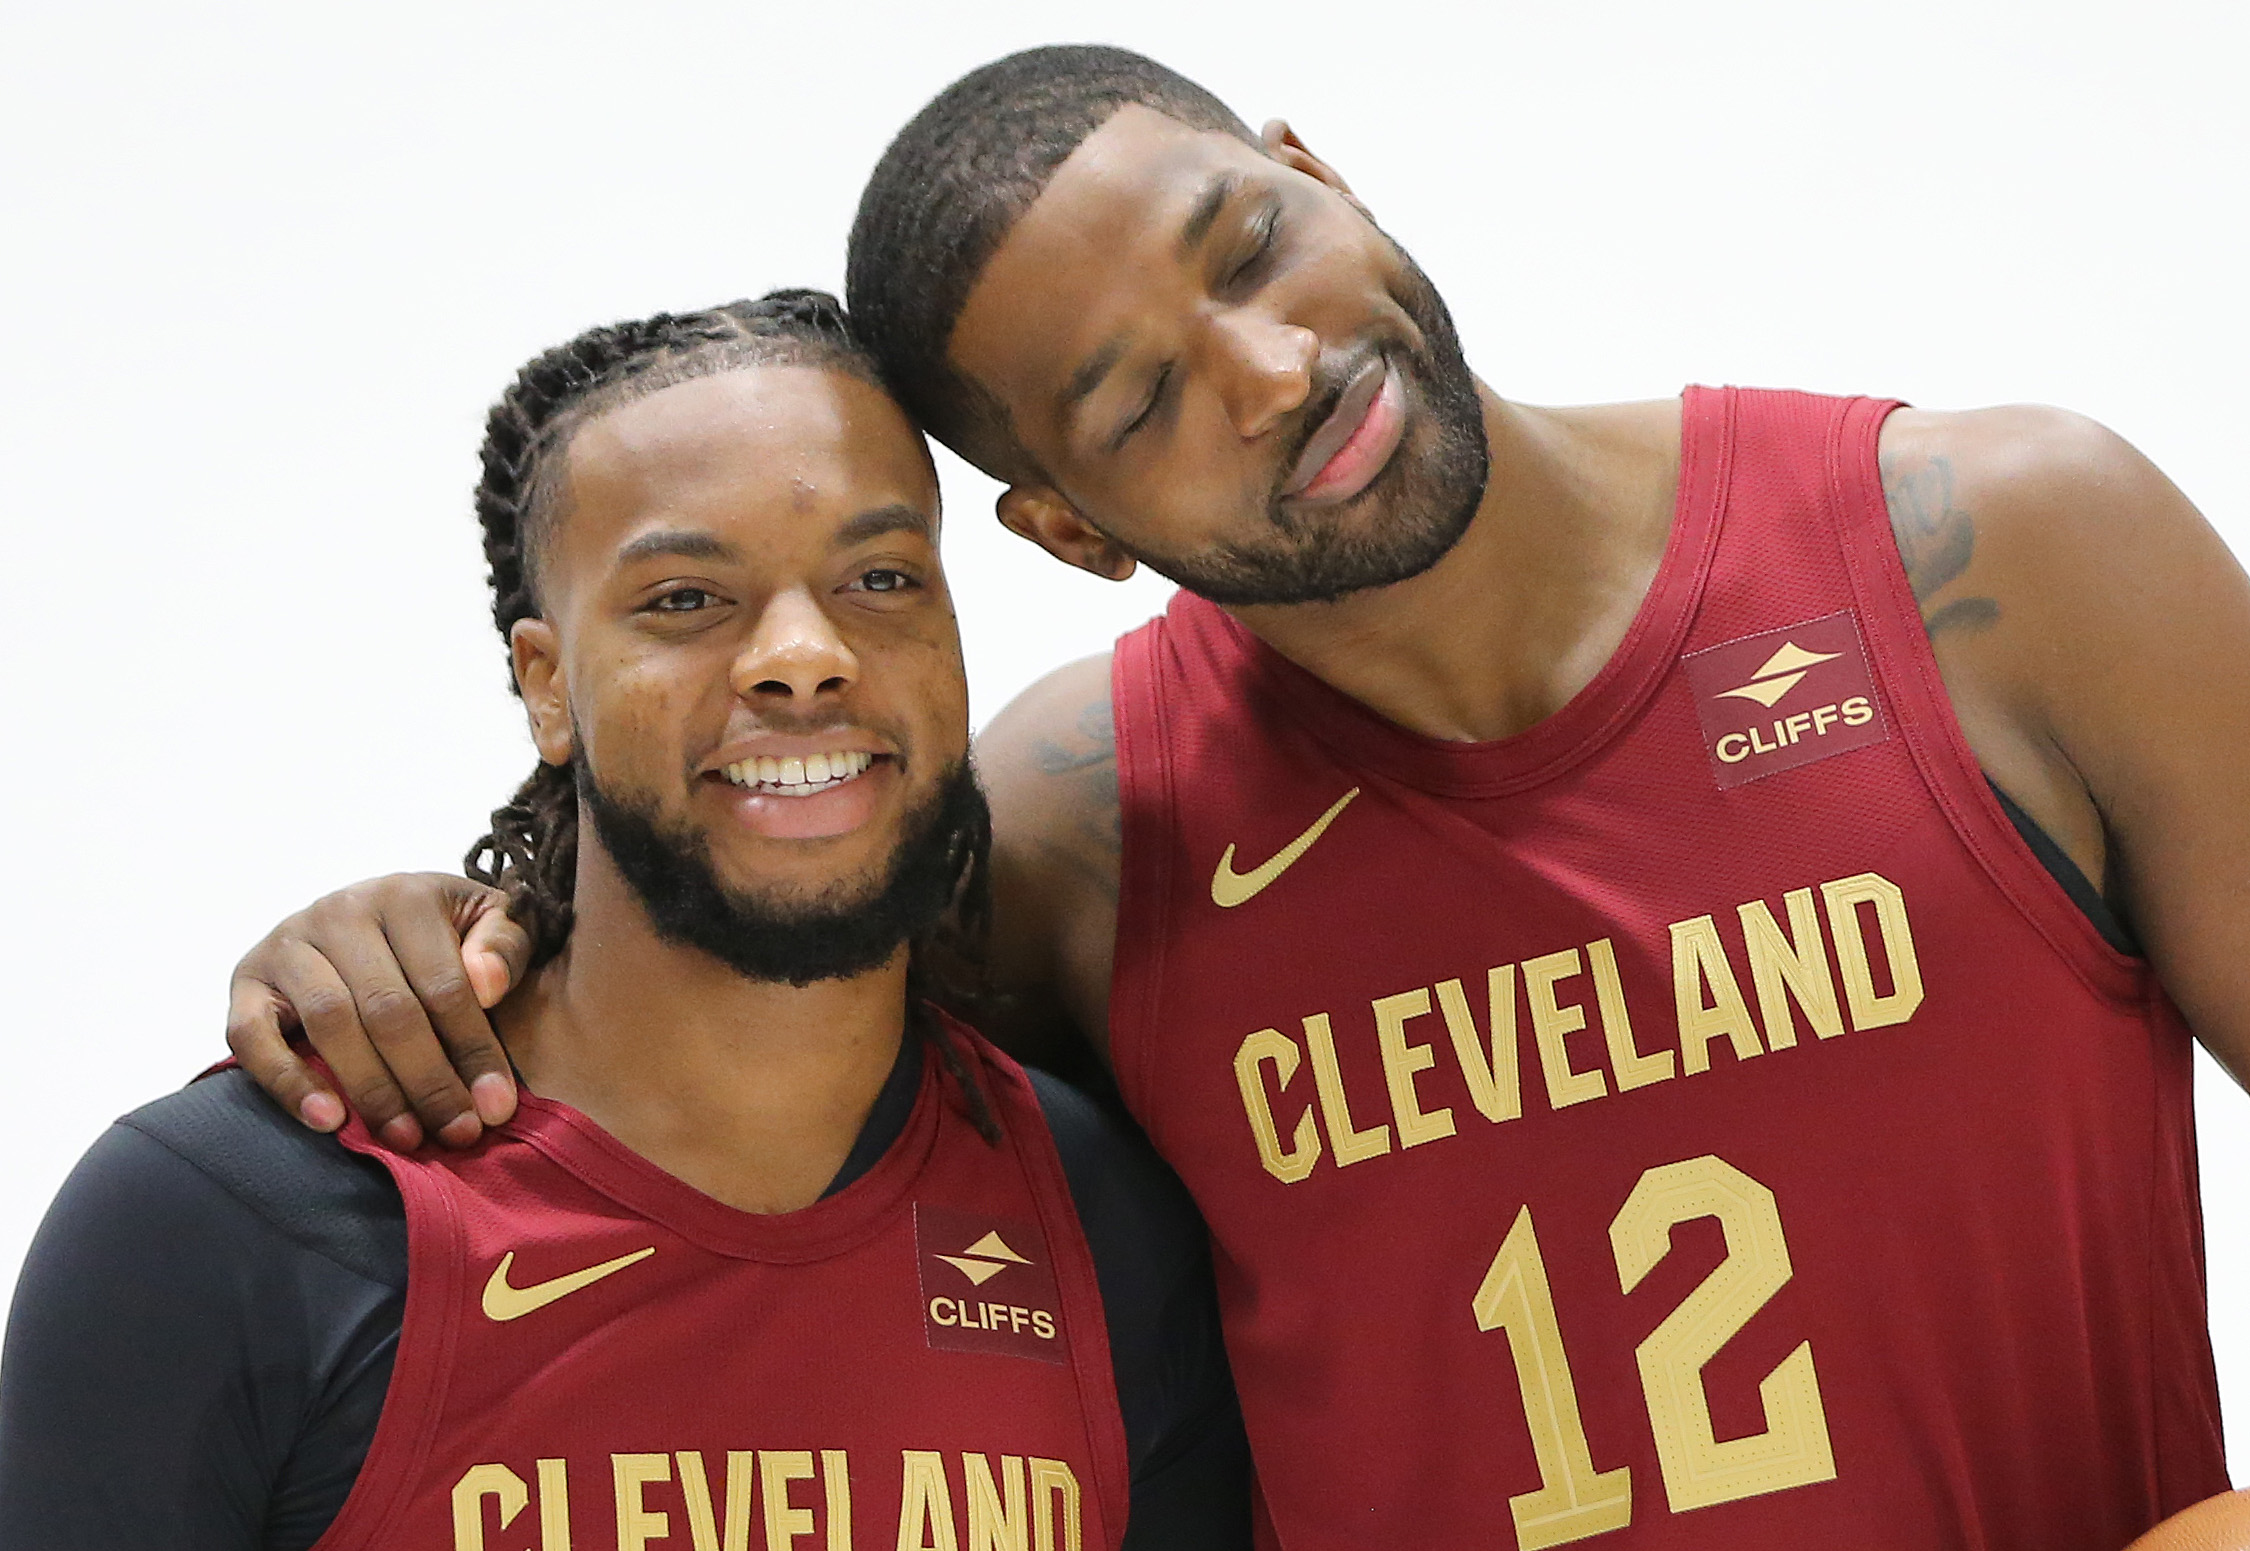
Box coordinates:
[1108,387,2227,1550]
[313,1019,1129,1551]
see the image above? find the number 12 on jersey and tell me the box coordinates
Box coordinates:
[1474,1155,1837,1548]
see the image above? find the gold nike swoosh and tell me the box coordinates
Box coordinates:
[1211,788,1361,908]
[481,1245,656,1323]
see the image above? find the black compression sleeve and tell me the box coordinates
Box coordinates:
[0,1074,403,1551]
[1029,1071,1253,1550]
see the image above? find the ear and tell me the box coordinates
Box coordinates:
[509,617,575,766]
[1262,119,1361,205]
[995,485,1138,582]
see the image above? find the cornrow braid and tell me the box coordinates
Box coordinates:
[460,290,1004,1144]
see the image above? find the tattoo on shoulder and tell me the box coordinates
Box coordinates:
[1880,452,2002,640]
[1029,686,1121,877]
[1030,691,1115,775]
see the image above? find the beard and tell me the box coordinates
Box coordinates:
[577,753,988,987]
[1105,235,1490,608]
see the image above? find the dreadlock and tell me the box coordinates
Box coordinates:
[460,289,1001,1140]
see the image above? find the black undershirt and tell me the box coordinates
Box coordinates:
[0,1046,1251,1550]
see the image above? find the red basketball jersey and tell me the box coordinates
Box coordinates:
[1109,387,2228,1550]
[313,1021,1129,1551]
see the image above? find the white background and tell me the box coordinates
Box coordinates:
[2,0,2244,1481]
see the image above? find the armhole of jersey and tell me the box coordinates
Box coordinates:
[308,1141,470,1551]
[1108,621,1177,1140]
[1827,396,2151,1006]
[979,1045,1134,1551]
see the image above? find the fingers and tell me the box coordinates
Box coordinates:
[227,873,526,1153]
[225,973,345,1132]
[260,934,425,1150]
[460,897,533,1011]
[381,891,520,1135]
[296,885,481,1150]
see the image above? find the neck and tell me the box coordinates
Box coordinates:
[1227,384,1682,743]
[496,837,910,1215]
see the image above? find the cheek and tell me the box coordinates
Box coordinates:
[570,644,712,785]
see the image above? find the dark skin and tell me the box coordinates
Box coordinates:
[223,104,2250,1537]
[238,361,972,1202]
[234,102,2250,1146]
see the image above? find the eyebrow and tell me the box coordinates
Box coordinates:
[1061,336,1127,424]
[616,529,739,566]
[832,503,934,549]
[1175,171,1242,258]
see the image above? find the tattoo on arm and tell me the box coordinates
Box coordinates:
[1029,686,1122,890]
[1881,453,2002,639]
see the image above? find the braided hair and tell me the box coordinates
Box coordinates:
[460,290,1001,1136]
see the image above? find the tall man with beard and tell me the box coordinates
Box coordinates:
[217,47,2248,1551]
[0,293,1250,1549]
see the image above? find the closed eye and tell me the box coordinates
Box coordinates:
[1225,203,1283,290]
[1112,364,1174,453]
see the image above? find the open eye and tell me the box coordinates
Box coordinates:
[852,567,918,594]
[645,586,720,614]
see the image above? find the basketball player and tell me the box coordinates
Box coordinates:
[214,48,2248,1550]
[0,293,1251,1548]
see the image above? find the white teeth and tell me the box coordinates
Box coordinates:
[720,750,876,794]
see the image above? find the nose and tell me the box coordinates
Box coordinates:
[1205,310,1317,440]
[730,588,858,704]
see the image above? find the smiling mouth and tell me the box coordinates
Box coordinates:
[1281,358,1405,506]
[719,749,878,798]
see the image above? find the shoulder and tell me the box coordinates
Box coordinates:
[974,654,1122,1064]
[0,1072,406,1545]
[1871,402,2249,903]
[977,650,1119,869]
[110,1068,406,1284]
[1876,404,2203,632]
[1873,402,2234,677]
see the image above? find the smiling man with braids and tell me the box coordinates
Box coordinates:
[0,292,1250,1549]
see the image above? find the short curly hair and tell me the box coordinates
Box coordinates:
[845,45,1254,475]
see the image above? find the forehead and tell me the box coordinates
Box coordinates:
[950,105,1274,410]
[557,365,936,550]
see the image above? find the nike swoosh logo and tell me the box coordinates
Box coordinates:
[1211,788,1361,908]
[482,1245,656,1322]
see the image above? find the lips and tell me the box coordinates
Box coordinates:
[701,732,896,841]
[1282,360,1406,506]
[708,757,896,841]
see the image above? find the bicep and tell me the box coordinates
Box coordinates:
[2060,476,2250,1086]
